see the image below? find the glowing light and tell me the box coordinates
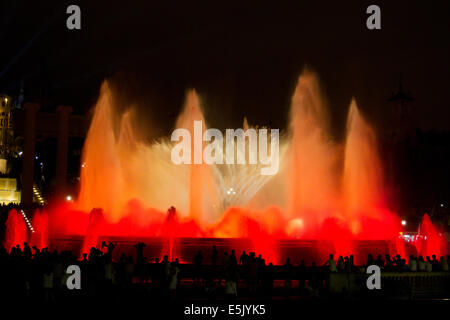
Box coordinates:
[20,210,35,233]
[226,187,236,196]
[18,151,23,156]
[10,71,444,265]
[440,203,444,207]
[32,186,46,205]
[72,74,408,249]
[401,220,407,226]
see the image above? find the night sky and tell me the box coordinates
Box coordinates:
[1,0,449,139]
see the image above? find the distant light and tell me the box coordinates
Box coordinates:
[441,203,444,207]
[4,98,7,102]
[35,156,38,160]
[18,151,23,156]
[66,195,72,201]
[20,210,34,233]
[81,162,86,168]
[401,220,407,226]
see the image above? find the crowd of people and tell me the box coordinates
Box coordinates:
[1,240,449,302]
[324,253,449,273]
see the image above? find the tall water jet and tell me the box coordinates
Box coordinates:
[82,208,105,254]
[41,70,446,263]
[343,99,385,234]
[4,209,27,251]
[174,90,220,224]
[77,82,122,221]
[217,117,283,212]
[287,70,338,233]
[415,214,446,258]
[30,209,49,249]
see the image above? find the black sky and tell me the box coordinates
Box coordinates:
[1,0,449,139]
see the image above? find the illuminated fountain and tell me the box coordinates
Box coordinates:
[4,209,27,251]
[5,69,446,264]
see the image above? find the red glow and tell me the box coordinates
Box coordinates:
[4,209,27,251]
[414,213,446,258]
[5,71,448,264]
[30,209,49,249]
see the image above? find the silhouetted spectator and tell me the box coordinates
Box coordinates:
[432,255,439,270]
[257,254,265,280]
[344,256,352,273]
[337,256,345,272]
[239,250,248,265]
[367,254,374,266]
[229,249,237,266]
[211,245,218,265]
[168,260,180,300]
[425,256,433,272]
[222,252,229,266]
[306,262,320,297]
[325,254,337,272]
[283,257,294,289]
[296,260,306,289]
[400,259,409,272]
[418,256,426,271]
[224,266,238,301]
[385,254,393,271]
[247,253,259,293]
[408,255,417,271]
[102,241,116,257]
[133,242,145,265]
[162,255,170,274]
[194,250,203,284]
[375,254,384,268]
[258,261,272,296]
[43,266,54,301]
[151,257,165,296]
[23,242,32,261]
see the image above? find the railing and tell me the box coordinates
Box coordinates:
[32,184,46,205]
[329,271,450,299]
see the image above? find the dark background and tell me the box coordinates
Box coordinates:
[1,0,449,135]
[0,0,449,226]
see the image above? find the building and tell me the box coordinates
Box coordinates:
[0,94,21,204]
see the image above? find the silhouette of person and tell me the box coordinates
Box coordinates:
[239,250,248,265]
[211,245,218,265]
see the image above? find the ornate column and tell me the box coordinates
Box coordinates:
[22,103,40,207]
[55,105,72,197]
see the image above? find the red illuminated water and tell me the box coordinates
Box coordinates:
[414,214,446,259]
[5,70,447,264]
[30,209,49,249]
[3,209,27,251]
